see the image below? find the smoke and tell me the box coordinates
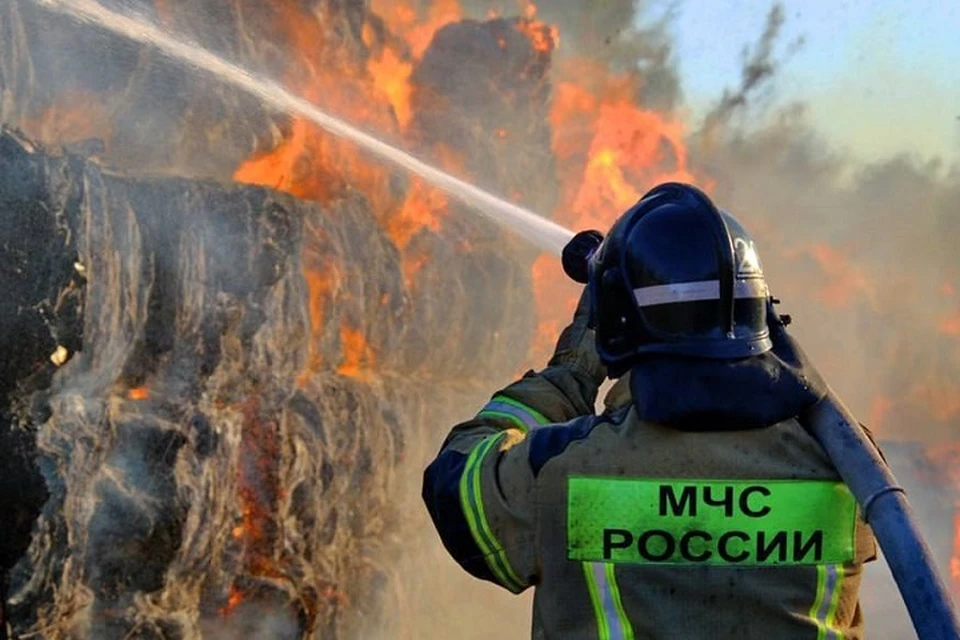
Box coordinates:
[695,87,960,444]
[687,9,960,637]
[1,1,958,639]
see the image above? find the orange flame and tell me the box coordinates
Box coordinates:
[370,0,462,60]
[530,60,699,360]
[222,395,288,617]
[337,324,376,382]
[366,46,415,132]
[297,230,342,386]
[231,3,470,381]
[127,387,149,400]
[389,176,448,251]
[232,4,401,217]
[514,5,559,55]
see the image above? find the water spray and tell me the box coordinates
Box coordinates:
[29,0,574,255]
[27,0,960,637]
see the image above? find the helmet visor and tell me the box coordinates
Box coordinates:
[634,278,768,340]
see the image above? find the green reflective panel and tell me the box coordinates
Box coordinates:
[567,477,857,566]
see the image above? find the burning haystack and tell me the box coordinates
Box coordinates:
[1,0,959,638]
[0,1,561,636]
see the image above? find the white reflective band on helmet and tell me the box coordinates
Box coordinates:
[633,279,768,308]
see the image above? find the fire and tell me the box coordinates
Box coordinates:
[232,3,405,218]
[514,4,560,55]
[232,3,470,387]
[337,324,376,382]
[389,176,449,251]
[529,255,580,359]
[366,46,415,131]
[297,229,343,387]
[928,444,960,598]
[370,0,462,60]
[219,586,244,616]
[222,395,290,618]
[127,387,149,400]
[232,1,703,371]
[530,59,699,360]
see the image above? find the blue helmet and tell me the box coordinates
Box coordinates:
[564,182,773,377]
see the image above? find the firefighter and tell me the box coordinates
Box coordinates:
[422,182,878,639]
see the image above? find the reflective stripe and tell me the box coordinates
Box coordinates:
[633,279,767,307]
[825,565,846,640]
[810,564,846,640]
[582,563,635,640]
[603,563,635,640]
[583,563,611,640]
[478,396,550,432]
[458,434,526,593]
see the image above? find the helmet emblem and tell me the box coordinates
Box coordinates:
[734,238,763,277]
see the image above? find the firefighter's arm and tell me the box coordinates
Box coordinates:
[422,423,539,593]
[479,288,607,430]
[421,289,604,593]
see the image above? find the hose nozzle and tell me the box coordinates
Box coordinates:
[561,230,604,284]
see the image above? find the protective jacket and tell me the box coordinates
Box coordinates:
[423,344,877,639]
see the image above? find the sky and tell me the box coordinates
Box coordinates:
[649,0,960,164]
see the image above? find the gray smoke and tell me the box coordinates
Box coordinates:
[1,1,957,639]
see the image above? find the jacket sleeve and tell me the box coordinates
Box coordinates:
[421,358,604,594]
[423,287,606,593]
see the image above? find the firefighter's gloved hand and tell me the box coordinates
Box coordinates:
[548,287,607,387]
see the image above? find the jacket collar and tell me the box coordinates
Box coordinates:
[627,352,820,431]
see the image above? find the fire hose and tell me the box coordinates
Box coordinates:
[23,1,960,636]
[803,391,960,639]
[562,231,960,640]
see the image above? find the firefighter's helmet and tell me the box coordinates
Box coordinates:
[563,182,773,377]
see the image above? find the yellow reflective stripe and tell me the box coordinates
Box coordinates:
[581,563,634,640]
[478,395,550,432]
[477,409,530,433]
[582,563,612,640]
[825,565,846,640]
[458,434,525,593]
[810,565,827,639]
[603,563,636,640]
[810,564,844,640]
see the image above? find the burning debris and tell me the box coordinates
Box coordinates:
[0,1,552,636]
[0,125,533,638]
[0,0,959,638]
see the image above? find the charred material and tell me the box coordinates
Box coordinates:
[0,128,533,638]
[0,129,75,629]
[0,0,560,637]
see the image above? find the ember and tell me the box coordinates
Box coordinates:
[1,1,959,639]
